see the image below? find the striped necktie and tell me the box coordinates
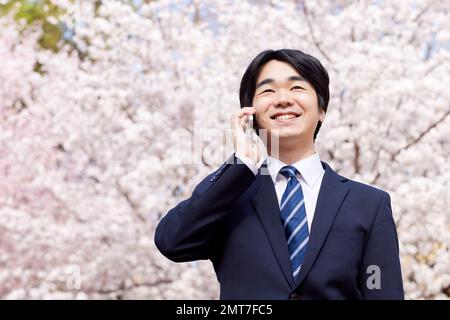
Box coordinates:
[279,166,309,280]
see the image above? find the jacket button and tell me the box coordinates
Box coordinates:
[209,176,215,182]
[289,293,300,300]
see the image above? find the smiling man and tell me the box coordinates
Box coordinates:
[155,49,404,300]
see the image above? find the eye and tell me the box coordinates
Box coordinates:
[261,89,274,94]
[291,86,304,90]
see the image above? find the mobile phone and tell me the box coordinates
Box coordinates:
[246,114,254,141]
[247,114,253,136]
[250,113,259,136]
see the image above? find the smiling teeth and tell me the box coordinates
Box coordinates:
[275,114,297,120]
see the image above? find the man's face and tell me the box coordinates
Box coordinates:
[252,60,325,142]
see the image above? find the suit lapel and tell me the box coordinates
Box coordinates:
[250,163,295,288]
[293,162,350,289]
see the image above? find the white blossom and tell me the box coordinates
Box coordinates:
[0,0,449,299]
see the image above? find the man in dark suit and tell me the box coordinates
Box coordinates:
[155,49,404,299]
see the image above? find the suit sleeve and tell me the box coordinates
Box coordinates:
[154,154,256,262]
[359,193,404,299]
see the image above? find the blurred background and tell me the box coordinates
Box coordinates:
[0,0,449,299]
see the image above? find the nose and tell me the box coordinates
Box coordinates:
[274,89,294,108]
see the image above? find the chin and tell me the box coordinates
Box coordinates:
[269,128,303,139]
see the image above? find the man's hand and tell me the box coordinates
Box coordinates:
[232,107,262,164]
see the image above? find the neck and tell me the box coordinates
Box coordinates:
[267,136,316,164]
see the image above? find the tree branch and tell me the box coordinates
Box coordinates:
[390,109,450,162]
[83,278,173,297]
[353,141,360,174]
[424,61,442,76]
[412,3,432,22]
[116,180,146,223]
[301,1,332,63]
[369,99,400,184]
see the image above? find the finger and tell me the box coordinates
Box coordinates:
[239,114,248,128]
[240,106,256,116]
[234,107,255,122]
[233,111,244,132]
[234,108,255,123]
[235,109,250,124]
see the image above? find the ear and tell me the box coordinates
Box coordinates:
[318,108,326,123]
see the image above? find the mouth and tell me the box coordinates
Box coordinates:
[270,112,302,123]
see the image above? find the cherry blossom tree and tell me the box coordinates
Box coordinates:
[0,0,448,299]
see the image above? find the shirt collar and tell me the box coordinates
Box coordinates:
[266,153,324,188]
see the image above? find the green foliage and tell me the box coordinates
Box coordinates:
[0,0,65,51]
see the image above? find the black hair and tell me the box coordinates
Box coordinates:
[239,49,329,140]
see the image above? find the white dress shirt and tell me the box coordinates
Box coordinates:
[236,152,325,231]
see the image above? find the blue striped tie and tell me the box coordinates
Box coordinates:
[279,166,309,280]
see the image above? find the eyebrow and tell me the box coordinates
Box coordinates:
[256,76,306,89]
